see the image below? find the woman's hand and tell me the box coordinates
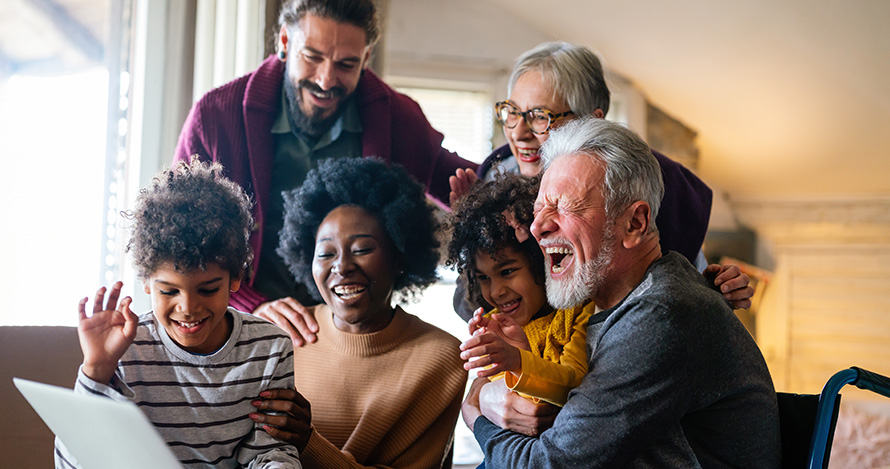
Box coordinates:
[77,282,138,384]
[254,299,319,347]
[704,264,755,310]
[251,388,313,452]
[448,168,479,207]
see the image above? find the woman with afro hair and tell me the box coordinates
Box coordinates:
[250,157,467,469]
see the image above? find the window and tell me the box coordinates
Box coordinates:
[0,1,133,326]
[395,86,494,164]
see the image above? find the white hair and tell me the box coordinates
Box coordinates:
[541,116,664,231]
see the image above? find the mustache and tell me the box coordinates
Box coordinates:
[298,79,346,99]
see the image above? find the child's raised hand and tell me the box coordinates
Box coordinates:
[77,282,138,385]
[487,313,532,352]
[459,330,521,378]
[467,307,490,336]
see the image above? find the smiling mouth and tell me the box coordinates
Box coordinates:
[516,148,540,163]
[545,246,574,274]
[498,298,521,314]
[173,317,207,330]
[333,284,366,300]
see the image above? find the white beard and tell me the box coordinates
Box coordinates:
[544,230,615,310]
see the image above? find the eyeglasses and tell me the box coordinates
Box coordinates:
[494,101,573,135]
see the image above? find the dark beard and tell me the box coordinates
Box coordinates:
[282,71,351,137]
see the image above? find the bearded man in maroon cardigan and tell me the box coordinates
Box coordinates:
[175,0,476,344]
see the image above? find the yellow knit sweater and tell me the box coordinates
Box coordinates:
[487,301,594,406]
[293,305,467,468]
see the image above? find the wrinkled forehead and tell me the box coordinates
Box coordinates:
[537,155,603,202]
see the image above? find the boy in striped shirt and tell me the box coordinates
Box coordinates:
[55,159,301,468]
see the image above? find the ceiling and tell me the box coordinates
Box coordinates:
[489,0,890,198]
[4,0,888,199]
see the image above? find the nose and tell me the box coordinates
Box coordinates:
[508,116,535,142]
[176,293,199,316]
[332,252,356,276]
[530,209,557,242]
[315,60,336,90]
[490,278,509,302]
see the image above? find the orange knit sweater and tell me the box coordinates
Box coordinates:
[293,305,467,468]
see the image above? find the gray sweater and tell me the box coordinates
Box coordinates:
[55,308,301,469]
[474,252,781,468]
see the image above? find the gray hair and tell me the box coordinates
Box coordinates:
[508,41,610,117]
[279,0,380,46]
[541,116,664,232]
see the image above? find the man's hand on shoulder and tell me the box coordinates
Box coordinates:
[254,298,319,347]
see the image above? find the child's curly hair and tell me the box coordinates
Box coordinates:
[446,173,544,307]
[277,157,440,302]
[125,157,254,280]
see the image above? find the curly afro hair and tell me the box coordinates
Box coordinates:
[126,157,254,280]
[446,173,543,307]
[277,157,440,302]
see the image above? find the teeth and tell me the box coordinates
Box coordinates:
[545,247,574,255]
[311,89,333,99]
[551,264,566,274]
[333,285,366,299]
[499,299,520,310]
[518,148,538,155]
[177,319,203,328]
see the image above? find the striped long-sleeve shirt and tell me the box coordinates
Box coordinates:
[55,307,300,469]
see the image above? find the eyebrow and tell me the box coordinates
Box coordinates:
[154,277,223,287]
[317,234,376,243]
[475,258,518,275]
[302,46,363,64]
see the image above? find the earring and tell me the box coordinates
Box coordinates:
[277,49,286,61]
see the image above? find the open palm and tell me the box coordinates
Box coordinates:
[77,282,138,383]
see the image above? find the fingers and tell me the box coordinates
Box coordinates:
[250,388,313,450]
[712,264,739,285]
[105,281,123,311]
[255,421,310,450]
[467,307,486,334]
[255,298,318,347]
[465,168,478,185]
[729,298,753,310]
[256,388,312,412]
[719,272,750,294]
[93,286,107,314]
[78,297,89,321]
[449,168,479,206]
[120,297,139,340]
[280,296,319,336]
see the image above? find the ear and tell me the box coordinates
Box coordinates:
[229,276,242,293]
[621,201,652,249]
[361,45,373,69]
[143,281,151,295]
[279,25,289,50]
[593,108,605,119]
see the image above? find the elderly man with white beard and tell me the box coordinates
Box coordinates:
[461,116,781,468]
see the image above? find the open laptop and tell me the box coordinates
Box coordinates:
[13,377,182,469]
